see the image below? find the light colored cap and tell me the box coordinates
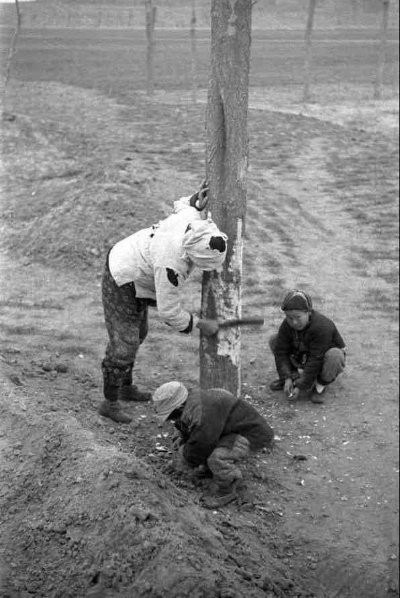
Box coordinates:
[152,381,188,424]
[182,219,228,271]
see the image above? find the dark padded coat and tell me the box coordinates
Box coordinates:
[175,388,274,468]
[274,310,346,390]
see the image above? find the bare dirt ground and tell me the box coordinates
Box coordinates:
[0,79,399,598]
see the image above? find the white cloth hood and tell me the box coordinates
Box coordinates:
[182,219,228,271]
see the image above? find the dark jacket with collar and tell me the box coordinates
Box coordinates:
[274,310,345,390]
[175,388,274,468]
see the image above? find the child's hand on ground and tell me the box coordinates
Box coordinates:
[284,378,294,396]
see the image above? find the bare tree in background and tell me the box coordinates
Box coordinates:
[374,0,390,99]
[303,0,317,103]
[200,0,252,396]
[190,0,197,103]
[3,0,22,99]
[145,0,156,96]
[350,0,360,24]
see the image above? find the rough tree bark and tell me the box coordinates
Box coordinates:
[199,0,252,396]
[190,0,197,104]
[374,0,390,100]
[145,0,156,96]
[303,0,317,103]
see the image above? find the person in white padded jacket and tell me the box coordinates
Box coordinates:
[99,181,228,423]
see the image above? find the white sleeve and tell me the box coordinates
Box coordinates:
[154,265,192,332]
[173,196,195,214]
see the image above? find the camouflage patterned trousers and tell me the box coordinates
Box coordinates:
[101,255,149,387]
[207,434,251,487]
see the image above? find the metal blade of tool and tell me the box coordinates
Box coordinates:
[218,317,265,329]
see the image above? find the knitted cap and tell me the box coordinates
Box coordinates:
[152,382,189,424]
[281,290,313,312]
[182,219,228,271]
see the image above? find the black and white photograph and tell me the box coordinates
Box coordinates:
[0,1,398,597]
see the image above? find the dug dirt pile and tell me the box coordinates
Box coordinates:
[1,353,311,598]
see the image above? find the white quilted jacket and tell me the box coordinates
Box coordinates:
[108,197,202,331]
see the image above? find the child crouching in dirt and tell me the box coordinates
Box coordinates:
[269,290,347,403]
[99,181,228,424]
[152,382,274,509]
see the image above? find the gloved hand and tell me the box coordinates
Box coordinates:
[285,378,301,400]
[289,386,300,401]
[189,179,209,211]
[196,318,219,336]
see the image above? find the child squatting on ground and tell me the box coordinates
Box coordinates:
[99,181,228,424]
[152,382,274,509]
[269,290,347,404]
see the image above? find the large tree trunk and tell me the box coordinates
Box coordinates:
[303,0,317,103]
[190,0,197,104]
[374,0,390,100]
[199,0,252,396]
[145,0,156,96]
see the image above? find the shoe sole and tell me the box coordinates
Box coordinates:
[98,409,132,423]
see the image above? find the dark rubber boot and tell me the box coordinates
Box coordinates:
[118,365,151,402]
[99,400,132,423]
[118,385,151,402]
[99,375,132,423]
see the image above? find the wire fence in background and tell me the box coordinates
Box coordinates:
[1,1,399,30]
